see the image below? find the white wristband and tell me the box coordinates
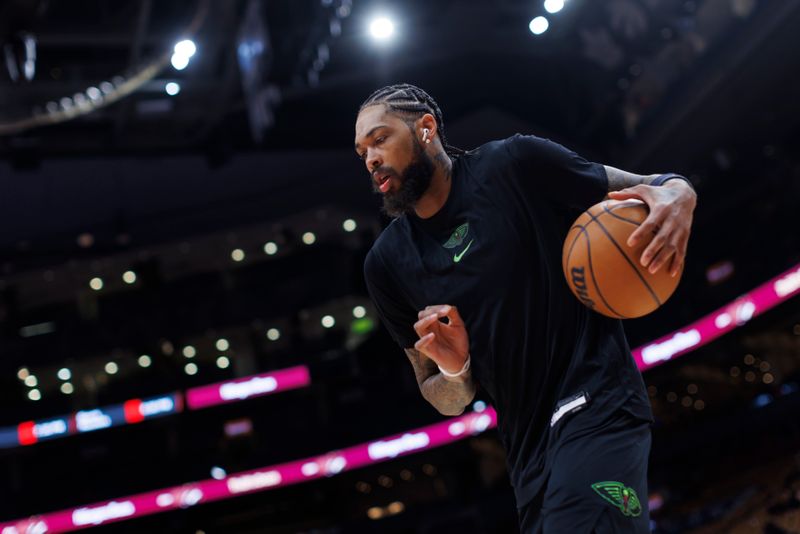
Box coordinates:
[438,355,471,378]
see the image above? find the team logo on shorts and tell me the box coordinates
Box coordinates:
[591,481,642,517]
[442,223,469,249]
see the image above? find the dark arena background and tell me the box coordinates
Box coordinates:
[1,1,800,532]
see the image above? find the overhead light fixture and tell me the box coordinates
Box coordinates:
[171,39,197,71]
[544,0,565,14]
[369,16,395,41]
[529,16,549,35]
[165,82,181,96]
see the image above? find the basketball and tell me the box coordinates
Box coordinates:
[562,199,683,319]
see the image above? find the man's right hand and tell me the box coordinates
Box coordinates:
[413,305,469,375]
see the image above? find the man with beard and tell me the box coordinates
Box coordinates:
[356,84,696,533]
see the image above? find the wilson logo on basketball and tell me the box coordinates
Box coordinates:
[570,266,596,310]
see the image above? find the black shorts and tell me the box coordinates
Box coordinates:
[517,409,652,533]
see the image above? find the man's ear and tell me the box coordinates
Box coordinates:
[416,113,438,140]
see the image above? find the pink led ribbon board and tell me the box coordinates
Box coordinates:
[632,262,800,371]
[0,408,497,533]
[185,365,311,409]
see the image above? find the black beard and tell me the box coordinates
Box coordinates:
[378,140,436,218]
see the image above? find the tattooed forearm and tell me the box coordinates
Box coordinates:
[603,165,660,191]
[404,348,476,416]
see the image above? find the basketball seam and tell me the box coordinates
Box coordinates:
[567,224,625,319]
[602,203,641,225]
[586,212,662,308]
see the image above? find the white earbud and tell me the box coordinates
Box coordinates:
[422,128,431,143]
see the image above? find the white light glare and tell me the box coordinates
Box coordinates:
[369,17,395,40]
[171,40,196,71]
[266,328,281,341]
[138,355,152,368]
[105,362,119,375]
[343,219,357,232]
[171,54,190,71]
[321,315,336,328]
[57,368,71,381]
[165,82,181,96]
[216,338,230,351]
[185,362,198,375]
[529,16,549,35]
[352,306,366,318]
[302,232,316,245]
[90,277,104,291]
[211,466,227,480]
[216,356,230,369]
[231,248,245,262]
[61,382,74,395]
[123,270,137,284]
[263,242,278,255]
[174,39,197,58]
[28,389,41,401]
[544,0,565,14]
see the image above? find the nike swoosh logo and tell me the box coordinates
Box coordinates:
[453,239,474,263]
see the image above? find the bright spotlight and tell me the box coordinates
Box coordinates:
[263,242,278,255]
[122,270,137,284]
[343,219,357,232]
[171,54,190,71]
[529,16,549,35]
[544,0,565,14]
[352,305,366,318]
[369,16,395,40]
[17,367,29,380]
[165,82,181,96]
[182,345,196,358]
[28,389,41,401]
[231,248,245,262]
[61,382,74,395]
[24,375,38,387]
[266,328,280,341]
[302,232,316,245]
[105,362,119,375]
[321,315,336,328]
[174,39,197,58]
[216,356,230,369]
[210,466,227,480]
[89,277,104,291]
[185,362,198,375]
[216,338,230,351]
[138,355,152,368]
[57,368,71,381]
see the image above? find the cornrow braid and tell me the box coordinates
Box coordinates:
[359,83,466,158]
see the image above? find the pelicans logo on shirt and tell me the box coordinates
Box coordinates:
[443,222,474,263]
[442,223,469,249]
[591,481,642,517]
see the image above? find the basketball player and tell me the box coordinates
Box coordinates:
[356,84,696,533]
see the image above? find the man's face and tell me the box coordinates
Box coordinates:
[354,105,435,217]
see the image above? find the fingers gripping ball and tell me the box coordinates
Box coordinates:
[562,199,683,319]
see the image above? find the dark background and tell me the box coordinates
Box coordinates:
[1,0,799,532]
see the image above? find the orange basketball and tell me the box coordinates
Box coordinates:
[562,199,682,319]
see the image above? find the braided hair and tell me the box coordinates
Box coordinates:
[358,83,466,158]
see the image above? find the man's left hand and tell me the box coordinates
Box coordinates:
[608,180,697,277]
